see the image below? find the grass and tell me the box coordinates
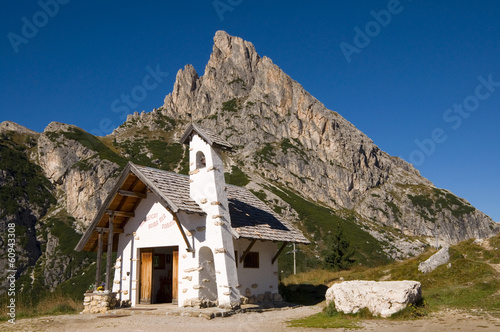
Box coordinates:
[269,185,390,270]
[249,189,267,201]
[114,139,187,172]
[1,114,496,326]
[433,188,475,217]
[405,185,476,220]
[0,138,56,218]
[288,311,362,329]
[221,98,242,113]
[71,157,95,172]
[51,127,128,167]
[228,77,246,87]
[289,298,428,329]
[7,209,98,320]
[224,165,250,186]
[0,292,82,321]
[386,201,401,219]
[152,114,177,129]
[280,138,308,163]
[254,143,277,166]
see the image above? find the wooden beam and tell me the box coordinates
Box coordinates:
[96,226,124,234]
[118,190,147,199]
[107,210,135,218]
[105,214,114,291]
[172,214,194,253]
[271,242,288,265]
[240,239,257,264]
[95,229,104,288]
[127,174,141,193]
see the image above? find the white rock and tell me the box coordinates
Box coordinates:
[418,246,450,274]
[326,280,421,318]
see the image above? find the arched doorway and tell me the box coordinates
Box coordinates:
[198,246,217,303]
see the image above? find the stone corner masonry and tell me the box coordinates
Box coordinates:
[82,291,118,314]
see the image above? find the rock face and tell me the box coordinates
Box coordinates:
[418,246,450,274]
[326,280,422,317]
[38,122,120,226]
[0,121,38,136]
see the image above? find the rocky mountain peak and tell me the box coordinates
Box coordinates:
[0,120,38,136]
[169,64,199,108]
[208,30,261,76]
[43,121,79,133]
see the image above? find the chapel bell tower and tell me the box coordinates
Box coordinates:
[179,123,241,308]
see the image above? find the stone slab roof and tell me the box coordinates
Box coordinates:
[227,185,310,244]
[180,123,233,150]
[135,164,309,244]
[134,165,204,214]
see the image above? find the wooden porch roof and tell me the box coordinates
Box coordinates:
[75,162,204,252]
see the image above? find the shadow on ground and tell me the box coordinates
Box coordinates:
[279,283,328,305]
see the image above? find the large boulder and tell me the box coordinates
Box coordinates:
[326,280,422,318]
[418,246,450,274]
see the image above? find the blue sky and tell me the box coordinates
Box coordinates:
[1,1,499,222]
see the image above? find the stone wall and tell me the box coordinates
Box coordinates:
[82,292,117,314]
[241,291,283,306]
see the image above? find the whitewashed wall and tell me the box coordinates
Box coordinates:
[112,194,205,307]
[234,239,279,298]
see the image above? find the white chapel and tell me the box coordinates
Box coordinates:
[76,123,309,308]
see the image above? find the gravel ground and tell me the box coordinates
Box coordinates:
[2,306,500,332]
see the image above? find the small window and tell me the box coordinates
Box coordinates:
[243,252,259,268]
[196,151,206,169]
[234,250,238,268]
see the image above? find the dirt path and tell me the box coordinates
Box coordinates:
[2,306,500,332]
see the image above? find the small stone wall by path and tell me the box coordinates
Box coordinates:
[82,292,118,314]
[109,302,301,320]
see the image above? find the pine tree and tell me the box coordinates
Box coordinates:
[324,224,355,271]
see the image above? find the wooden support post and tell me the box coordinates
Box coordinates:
[240,239,257,264]
[95,229,104,288]
[271,242,288,265]
[173,214,194,253]
[105,214,114,291]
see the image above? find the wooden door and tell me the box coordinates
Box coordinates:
[140,249,153,304]
[172,250,178,304]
